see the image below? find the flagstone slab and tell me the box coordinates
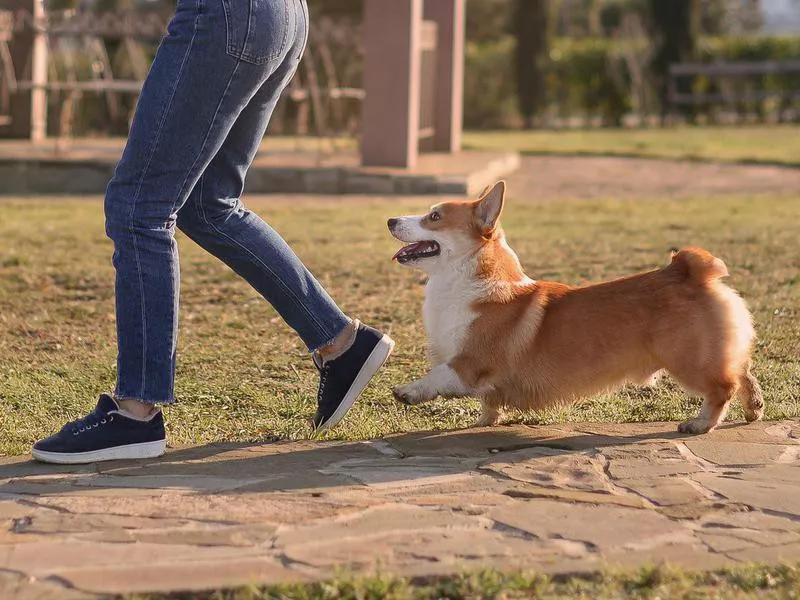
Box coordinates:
[683,440,794,466]
[693,471,800,516]
[726,542,800,564]
[614,477,705,508]
[490,499,692,551]
[56,557,309,595]
[0,571,96,600]
[603,443,702,479]
[479,447,617,493]
[601,543,734,571]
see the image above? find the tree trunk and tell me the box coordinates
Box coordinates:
[514,0,548,129]
[645,0,696,124]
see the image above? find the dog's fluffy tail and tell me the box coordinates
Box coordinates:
[668,247,729,283]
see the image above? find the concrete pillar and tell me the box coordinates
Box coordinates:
[423,0,464,153]
[0,0,47,140]
[361,0,422,169]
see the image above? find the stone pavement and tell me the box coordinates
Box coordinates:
[2,420,800,598]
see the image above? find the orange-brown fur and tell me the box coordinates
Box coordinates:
[458,247,760,425]
[389,182,764,434]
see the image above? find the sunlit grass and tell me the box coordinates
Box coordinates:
[465,125,800,166]
[1,191,798,455]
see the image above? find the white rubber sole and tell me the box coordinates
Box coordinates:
[31,439,167,464]
[315,334,395,434]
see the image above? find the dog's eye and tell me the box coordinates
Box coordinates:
[429,211,441,222]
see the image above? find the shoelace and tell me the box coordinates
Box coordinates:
[317,362,331,403]
[69,412,114,436]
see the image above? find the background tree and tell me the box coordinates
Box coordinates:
[514,0,549,129]
[645,0,697,122]
[466,0,513,43]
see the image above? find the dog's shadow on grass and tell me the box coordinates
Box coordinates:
[0,422,722,497]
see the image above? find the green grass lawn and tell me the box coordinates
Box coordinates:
[130,563,800,600]
[0,190,798,456]
[465,125,800,166]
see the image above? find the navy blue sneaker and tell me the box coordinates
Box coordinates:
[313,322,394,432]
[32,394,166,464]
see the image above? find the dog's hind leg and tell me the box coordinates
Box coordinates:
[475,395,503,427]
[738,360,764,423]
[678,377,738,434]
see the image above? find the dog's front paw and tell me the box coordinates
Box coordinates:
[392,382,435,406]
[678,418,714,435]
[392,386,414,405]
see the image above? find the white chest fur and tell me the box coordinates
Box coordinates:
[422,273,482,366]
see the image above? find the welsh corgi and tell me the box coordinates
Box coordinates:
[387,181,763,434]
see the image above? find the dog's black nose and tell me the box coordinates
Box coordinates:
[387,218,398,230]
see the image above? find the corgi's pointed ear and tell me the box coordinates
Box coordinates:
[475,181,506,235]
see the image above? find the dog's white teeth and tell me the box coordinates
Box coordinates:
[393,240,440,262]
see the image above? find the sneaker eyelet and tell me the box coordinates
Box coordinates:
[93,422,99,428]
[101,419,107,424]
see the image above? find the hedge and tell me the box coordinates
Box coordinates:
[54,33,800,135]
[465,35,800,128]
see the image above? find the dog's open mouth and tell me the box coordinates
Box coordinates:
[392,241,441,263]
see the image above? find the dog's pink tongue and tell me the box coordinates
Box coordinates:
[392,242,425,261]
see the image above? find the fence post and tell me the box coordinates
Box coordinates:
[423,0,463,153]
[0,0,47,140]
[29,0,46,140]
[361,0,422,168]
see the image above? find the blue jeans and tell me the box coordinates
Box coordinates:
[104,0,350,404]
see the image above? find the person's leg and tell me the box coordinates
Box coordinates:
[33,0,305,462]
[177,0,393,432]
[175,56,351,354]
[107,0,305,408]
